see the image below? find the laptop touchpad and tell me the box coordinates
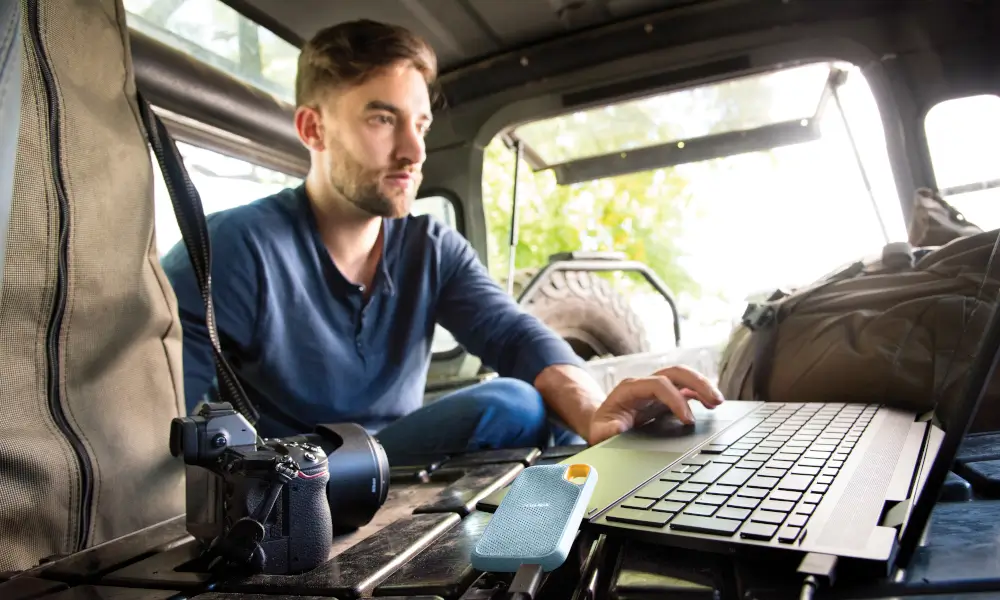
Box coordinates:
[602,400,762,452]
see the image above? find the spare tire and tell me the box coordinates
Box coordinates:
[511,268,650,360]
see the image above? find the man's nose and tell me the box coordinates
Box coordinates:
[395,123,426,166]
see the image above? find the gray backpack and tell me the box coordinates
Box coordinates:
[0,0,254,571]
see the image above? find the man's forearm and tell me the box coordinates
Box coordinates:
[533,363,605,443]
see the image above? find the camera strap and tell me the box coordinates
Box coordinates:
[135,92,260,425]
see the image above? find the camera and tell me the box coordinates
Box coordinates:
[169,402,390,575]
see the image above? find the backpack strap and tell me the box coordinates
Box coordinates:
[135,92,260,425]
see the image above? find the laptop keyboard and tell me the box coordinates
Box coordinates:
[604,402,879,544]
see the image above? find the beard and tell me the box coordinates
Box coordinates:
[325,137,420,219]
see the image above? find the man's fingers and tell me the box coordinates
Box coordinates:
[654,365,724,408]
[606,376,694,425]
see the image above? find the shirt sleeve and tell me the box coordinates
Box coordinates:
[161,215,262,413]
[434,225,585,383]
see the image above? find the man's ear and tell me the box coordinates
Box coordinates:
[294,105,325,152]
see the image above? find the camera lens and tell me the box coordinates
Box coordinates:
[294,423,390,532]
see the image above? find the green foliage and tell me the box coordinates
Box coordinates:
[483,138,699,298]
[481,69,789,302]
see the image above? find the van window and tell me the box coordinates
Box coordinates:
[152,141,301,257]
[123,0,299,104]
[483,61,905,351]
[411,194,459,231]
[924,94,1000,229]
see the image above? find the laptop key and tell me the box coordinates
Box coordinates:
[635,480,677,499]
[701,444,728,454]
[740,522,778,540]
[683,503,717,517]
[718,468,755,487]
[751,510,786,525]
[767,459,795,470]
[679,482,708,493]
[797,458,825,468]
[778,526,802,543]
[660,472,689,482]
[606,507,671,527]
[709,484,738,496]
[760,499,794,513]
[666,491,697,503]
[736,486,768,498]
[769,490,802,502]
[795,503,816,515]
[786,514,808,527]
[695,494,728,506]
[791,466,820,476]
[682,454,713,466]
[711,454,741,464]
[746,475,779,489]
[622,497,657,510]
[728,496,760,509]
[653,500,686,513]
[736,460,764,470]
[757,468,786,479]
[778,474,814,491]
[716,507,751,521]
[669,514,741,536]
[816,476,834,485]
[688,461,732,484]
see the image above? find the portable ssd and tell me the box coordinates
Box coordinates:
[471,463,598,573]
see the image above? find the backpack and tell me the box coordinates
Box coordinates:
[0,0,253,571]
[717,190,1000,433]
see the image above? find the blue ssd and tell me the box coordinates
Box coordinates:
[471,463,598,572]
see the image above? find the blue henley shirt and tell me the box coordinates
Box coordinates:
[161,185,583,437]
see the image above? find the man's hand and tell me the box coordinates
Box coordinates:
[587,365,724,445]
[534,363,724,447]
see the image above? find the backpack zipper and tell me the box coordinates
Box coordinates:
[26,0,94,553]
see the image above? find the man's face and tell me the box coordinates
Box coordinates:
[305,62,432,218]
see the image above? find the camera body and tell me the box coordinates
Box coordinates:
[170,401,391,575]
[170,402,333,574]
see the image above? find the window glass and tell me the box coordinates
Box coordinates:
[152,141,301,257]
[123,0,299,104]
[412,194,458,230]
[925,95,1000,229]
[483,62,905,355]
[513,63,830,167]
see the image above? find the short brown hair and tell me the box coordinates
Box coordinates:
[295,19,438,108]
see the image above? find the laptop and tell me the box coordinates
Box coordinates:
[478,238,1000,583]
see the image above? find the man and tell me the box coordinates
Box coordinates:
[162,19,723,462]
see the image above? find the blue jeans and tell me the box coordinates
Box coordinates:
[374,377,586,464]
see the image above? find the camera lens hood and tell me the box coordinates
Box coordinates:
[301,423,391,532]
